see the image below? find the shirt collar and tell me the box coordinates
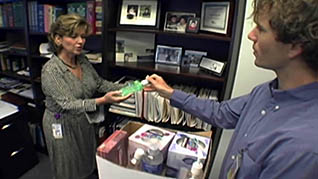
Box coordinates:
[52,53,85,73]
[269,78,318,101]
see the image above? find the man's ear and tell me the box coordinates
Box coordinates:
[288,43,303,59]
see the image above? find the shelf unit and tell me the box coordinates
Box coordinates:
[101,0,246,177]
[0,0,105,154]
[0,0,247,177]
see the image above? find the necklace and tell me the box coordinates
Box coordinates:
[60,59,77,69]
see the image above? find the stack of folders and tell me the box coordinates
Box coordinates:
[140,85,218,131]
[109,76,139,118]
[109,96,137,117]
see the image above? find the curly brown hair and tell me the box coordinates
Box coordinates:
[252,0,318,71]
[48,14,92,54]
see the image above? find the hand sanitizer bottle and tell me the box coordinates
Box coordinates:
[127,148,145,171]
[120,77,149,96]
[189,159,203,179]
[141,142,164,175]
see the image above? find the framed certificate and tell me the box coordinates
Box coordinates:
[118,0,160,28]
[200,1,230,35]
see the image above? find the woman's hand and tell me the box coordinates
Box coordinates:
[145,74,174,99]
[96,91,132,105]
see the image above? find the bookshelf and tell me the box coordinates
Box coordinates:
[0,0,104,154]
[0,0,246,177]
[101,0,246,177]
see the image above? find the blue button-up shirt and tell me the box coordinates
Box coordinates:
[170,79,318,178]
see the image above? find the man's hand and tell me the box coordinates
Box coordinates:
[145,74,174,99]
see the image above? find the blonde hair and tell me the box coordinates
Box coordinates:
[48,14,92,53]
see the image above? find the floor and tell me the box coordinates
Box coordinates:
[19,152,53,179]
[18,152,98,179]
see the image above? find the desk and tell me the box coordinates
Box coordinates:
[0,100,38,179]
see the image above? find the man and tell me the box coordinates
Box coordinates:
[146,0,318,178]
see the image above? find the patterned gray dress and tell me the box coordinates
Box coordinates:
[41,54,122,179]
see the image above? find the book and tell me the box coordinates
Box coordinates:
[52,6,64,23]
[12,1,24,27]
[76,2,86,18]
[86,1,96,34]
[0,5,3,27]
[37,4,44,32]
[44,4,54,33]
[95,0,102,34]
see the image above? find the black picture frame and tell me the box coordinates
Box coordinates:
[200,1,230,35]
[186,17,200,33]
[118,0,160,29]
[199,57,226,76]
[155,45,182,65]
[163,12,196,33]
[184,50,207,67]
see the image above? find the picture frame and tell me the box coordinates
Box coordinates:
[199,57,226,76]
[164,12,196,33]
[186,17,200,33]
[184,50,207,67]
[155,45,182,65]
[200,1,230,35]
[118,0,160,28]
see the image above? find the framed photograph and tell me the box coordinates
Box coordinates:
[184,50,207,67]
[118,0,160,28]
[164,12,196,33]
[186,17,200,33]
[155,45,182,65]
[200,1,230,34]
[199,57,226,76]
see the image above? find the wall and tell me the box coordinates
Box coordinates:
[209,0,275,178]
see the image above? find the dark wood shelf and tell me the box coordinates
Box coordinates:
[0,27,24,31]
[108,27,231,42]
[28,31,48,36]
[0,71,31,82]
[112,62,225,83]
[3,50,28,56]
[30,54,51,59]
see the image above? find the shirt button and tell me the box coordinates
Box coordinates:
[231,155,235,160]
[274,105,280,110]
[261,110,266,115]
[244,134,248,137]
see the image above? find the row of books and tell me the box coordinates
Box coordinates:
[109,82,218,131]
[28,0,102,34]
[0,1,24,28]
[0,53,27,73]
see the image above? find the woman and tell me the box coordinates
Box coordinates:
[41,14,130,179]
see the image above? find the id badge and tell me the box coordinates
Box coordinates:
[227,152,242,179]
[52,123,63,139]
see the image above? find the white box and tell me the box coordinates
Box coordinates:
[96,121,213,179]
[128,124,175,160]
[96,155,173,179]
[166,131,211,170]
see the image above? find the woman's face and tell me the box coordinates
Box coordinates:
[58,29,87,56]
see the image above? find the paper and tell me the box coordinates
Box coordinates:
[0,100,18,120]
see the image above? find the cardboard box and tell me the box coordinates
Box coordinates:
[97,130,128,166]
[166,131,211,170]
[128,124,175,160]
[96,121,213,179]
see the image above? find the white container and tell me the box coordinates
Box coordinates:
[166,131,211,170]
[128,124,175,161]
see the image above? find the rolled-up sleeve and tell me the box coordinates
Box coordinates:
[170,90,249,129]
